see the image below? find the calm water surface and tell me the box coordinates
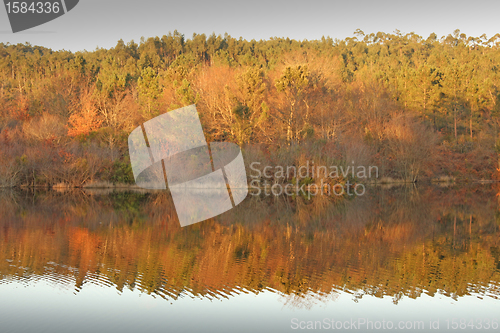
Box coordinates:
[0,185,499,332]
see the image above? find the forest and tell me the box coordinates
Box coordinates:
[1,29,500,187]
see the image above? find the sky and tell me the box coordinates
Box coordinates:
[0,0,499,52]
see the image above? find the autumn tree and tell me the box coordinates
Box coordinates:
[232,67,268,144]
[442,60,466,140]
[383,115,438,182]
[275,65,311,144]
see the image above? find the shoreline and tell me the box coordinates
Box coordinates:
[0,179,497,191]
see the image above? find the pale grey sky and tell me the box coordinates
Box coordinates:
[0,0,499,51]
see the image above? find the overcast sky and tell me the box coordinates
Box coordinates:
[0,0,499,52]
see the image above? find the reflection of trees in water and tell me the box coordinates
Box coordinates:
[0,185,499,308]
[280,290,340,310]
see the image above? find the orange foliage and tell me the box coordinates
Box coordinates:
[67,108,102,137]
[13,95,30,121]
[67,91,102,137]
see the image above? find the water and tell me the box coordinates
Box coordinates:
[0,185,499,332]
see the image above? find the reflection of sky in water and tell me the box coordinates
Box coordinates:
[0,279,498,333]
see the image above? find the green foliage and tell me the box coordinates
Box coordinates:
[110,157,134,184]
[138,67,162,116]
[109,191,149,225]
[175,78,198,105]
[165,53,198,82]
[275,65,310,95]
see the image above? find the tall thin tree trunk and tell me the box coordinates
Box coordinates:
[433,110,436,131]
[470,112,473,139]
[287,103,295,145]
[453,215,456,248]
[469,215,472,235]
[454,106,457,140]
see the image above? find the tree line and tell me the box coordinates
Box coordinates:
[1,29,500,187]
